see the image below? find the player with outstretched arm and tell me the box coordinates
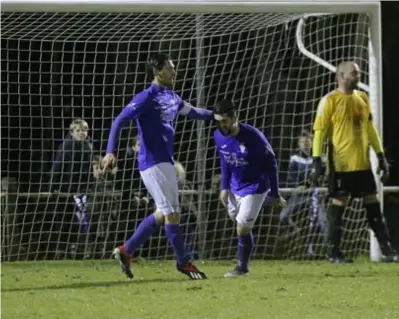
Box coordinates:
[213,100,286,277]
[312,61,398,263]
[102,53,213,280]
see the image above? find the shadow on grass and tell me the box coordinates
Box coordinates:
[2,277,188,293]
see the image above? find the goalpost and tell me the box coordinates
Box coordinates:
[2,0,395,262]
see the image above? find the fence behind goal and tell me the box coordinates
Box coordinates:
[1,9,395,261]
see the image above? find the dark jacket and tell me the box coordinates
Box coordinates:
[50,134,93,194]
[116,146,146,198]
[286,149,326,188]
[286,149,313,188]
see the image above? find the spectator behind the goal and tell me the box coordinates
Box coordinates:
[116,135,149,208]
[110,135,154,250]
[50,118,100,258]
[279,131,327,255]
[87,154,119,258]
[174,161,198,260]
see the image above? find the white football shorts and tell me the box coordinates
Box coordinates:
[227,191,268,228]
[140,162,179,215]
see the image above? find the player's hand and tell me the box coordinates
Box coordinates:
[377,153,390,183]
[102,153,117,172]
[264,193,286,209]
[296,185,307,193]
[140,196,150,206]
[219,189,228,208]
[311,157,323,187]
[93,167,104,180]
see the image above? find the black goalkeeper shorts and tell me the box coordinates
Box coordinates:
[328,169,377,198]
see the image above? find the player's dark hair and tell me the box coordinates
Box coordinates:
[213,99,237,117]
[147,53,171,78]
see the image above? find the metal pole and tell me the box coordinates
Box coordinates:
[195,13,208,259]
[369,5,383,262]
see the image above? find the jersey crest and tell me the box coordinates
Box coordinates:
[153,93,180,122]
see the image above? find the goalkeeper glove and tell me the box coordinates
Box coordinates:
[376,153,390,183]
[311,157,323,187]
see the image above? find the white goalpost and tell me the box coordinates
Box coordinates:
[2,0,396,262]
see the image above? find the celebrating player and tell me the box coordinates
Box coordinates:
[102,53,213,280]
[312,61,398,263]
[213,100,285,277]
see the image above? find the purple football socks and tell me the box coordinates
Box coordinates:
[165,223,187,266]
[124,213,158,255]
[237,233,254,270]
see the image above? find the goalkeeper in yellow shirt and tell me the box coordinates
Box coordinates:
[312,61,398,263]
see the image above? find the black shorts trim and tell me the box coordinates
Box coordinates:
[328,169,377,198]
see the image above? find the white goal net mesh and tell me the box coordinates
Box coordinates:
[1,12,371,261]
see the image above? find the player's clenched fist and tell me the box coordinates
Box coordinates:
[102,153,117,171]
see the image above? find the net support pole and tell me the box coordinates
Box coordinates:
[195,13,208,260]
[296,15,370,91]
[368,6,383,262]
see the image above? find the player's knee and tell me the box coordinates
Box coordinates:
[164,212,180,225]
[331,197,348,206]
[363,194,378,205]
[236,215,255,234]
[153,210,165,226]
[236,223,252,236]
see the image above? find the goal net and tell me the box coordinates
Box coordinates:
[1,11,372,261]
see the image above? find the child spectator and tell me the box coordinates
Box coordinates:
[50,118,99,257]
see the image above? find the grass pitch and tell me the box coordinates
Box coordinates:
[2,259,399,319]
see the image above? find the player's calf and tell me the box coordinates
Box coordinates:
[227,224,254,276]
[225,193,266,277]
[327,200,346,262]
[164,212,208,279]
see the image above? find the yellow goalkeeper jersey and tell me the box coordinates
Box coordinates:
[313,89,372,172]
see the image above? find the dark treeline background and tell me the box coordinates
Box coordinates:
[3,10,395,190]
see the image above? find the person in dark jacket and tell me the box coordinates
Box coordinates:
[280,131,327,255]
[50,118,98,257]
[174,161,198,260]
[116,135,148,205]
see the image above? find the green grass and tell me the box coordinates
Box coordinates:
[2,260,399,319]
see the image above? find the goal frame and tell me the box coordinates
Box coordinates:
[2,0,384,261]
